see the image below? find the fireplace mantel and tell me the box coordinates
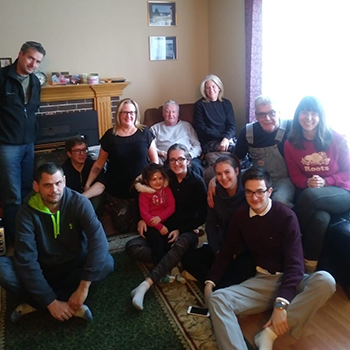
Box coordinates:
[41,82,130,138]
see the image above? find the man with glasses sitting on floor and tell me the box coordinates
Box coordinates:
[204,167,335,350]
[62,136,106,216]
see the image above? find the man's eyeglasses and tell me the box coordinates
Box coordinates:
[244,188,269,198]
[120,111,136,116]
[71,148,87,154]
[169,157,186,164]
[255,110,276,119]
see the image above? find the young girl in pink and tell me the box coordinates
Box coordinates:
[135,163,176,265]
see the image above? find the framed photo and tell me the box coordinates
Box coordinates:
[148,1,176,26]
[149,36,177,61]
[0,58,12,68]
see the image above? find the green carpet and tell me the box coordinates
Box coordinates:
[1,253,187,350]
[0,252,254,350]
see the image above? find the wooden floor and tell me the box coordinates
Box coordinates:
[239,285,350,350]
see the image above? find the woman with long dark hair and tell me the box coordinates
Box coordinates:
[128,143,207,310]
[284,96,350,272]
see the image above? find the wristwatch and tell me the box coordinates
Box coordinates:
[274,301,288,310]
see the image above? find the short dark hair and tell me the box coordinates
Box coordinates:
[34,162,64,183]
[242,167,272,189]
[65,136,88,153]
[20,41,46,56]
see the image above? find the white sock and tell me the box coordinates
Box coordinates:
[254,327,278,350]
[131,281,150,310]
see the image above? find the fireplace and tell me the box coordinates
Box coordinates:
[39,82,130,138]
[34,81,130,164]
[35,111,99,150]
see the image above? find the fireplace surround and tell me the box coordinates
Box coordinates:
[38,81,130,138]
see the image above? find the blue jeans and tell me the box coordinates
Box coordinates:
[0,143,34,241]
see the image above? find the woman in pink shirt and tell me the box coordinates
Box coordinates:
[284,96,350,272]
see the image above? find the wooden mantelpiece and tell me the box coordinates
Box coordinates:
[40,82,130,138]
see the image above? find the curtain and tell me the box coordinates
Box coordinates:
[245,0,263,122]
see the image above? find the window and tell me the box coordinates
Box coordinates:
[262,0,350,137]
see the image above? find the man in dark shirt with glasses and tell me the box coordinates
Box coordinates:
[62,136,106,216]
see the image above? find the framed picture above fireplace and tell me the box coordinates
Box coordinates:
[148,1,176,26]
[149,36,177,61]
[0,58,12,68]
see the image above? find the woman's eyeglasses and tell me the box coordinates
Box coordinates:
[169,157,186,164]
[244,188,269,198]
[120,111,136,116]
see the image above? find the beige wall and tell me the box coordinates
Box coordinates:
[0,0,209,119]
[208,0,246,132]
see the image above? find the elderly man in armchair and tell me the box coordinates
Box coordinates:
[150,100,203,176]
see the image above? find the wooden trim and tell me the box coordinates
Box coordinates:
[40,82,130,137]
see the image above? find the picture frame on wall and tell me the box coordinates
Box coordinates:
[0,58,12,68]
[148,1,176,26]
[149,36,177,61]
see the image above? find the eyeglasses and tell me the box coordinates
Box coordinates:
[120,111,136,116]
[256,110,276,119]
[169,157,186,164]
[71,148,87,154]
[244,188,269,198]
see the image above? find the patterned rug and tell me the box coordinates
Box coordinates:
[137,261,218,350]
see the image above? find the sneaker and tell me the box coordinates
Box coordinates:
[10,309,23,323]
[74,304,93,322]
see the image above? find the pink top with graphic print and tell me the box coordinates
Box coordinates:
[139,186,175,232]
[284,131,350,190]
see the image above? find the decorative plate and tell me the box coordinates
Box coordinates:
[34,70,48,86]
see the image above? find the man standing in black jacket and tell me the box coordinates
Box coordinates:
[0,41,46,242]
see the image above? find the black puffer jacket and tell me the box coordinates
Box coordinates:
[0,59,41,144]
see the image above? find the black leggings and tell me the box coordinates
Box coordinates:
[126,232,198,284]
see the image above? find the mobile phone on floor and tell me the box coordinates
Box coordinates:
[187,306,210,317]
